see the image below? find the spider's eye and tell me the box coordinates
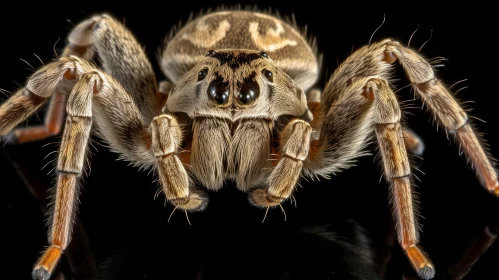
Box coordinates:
[262,69,273,82]
[207,78,229,105]
[238,79,260,105]
[259,51,269,58]
[206,50,217,57]
[198,68,208,81]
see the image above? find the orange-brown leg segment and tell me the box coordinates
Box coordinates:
[2,91,67,144]
[32,72,97,280]
[402,127,425,156]
[369,78,435,279]
[385,41,499,196]
[0,25,95,145]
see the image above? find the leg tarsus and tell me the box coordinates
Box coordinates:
[403,127,425,156]
[406,245,435,280]
[32,245,62,280]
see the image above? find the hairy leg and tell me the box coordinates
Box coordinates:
[2,13,164,144]
[0,55,159,279]
[249,119,312,208]
[306,38,499,279]
[64,13,165,123]
[306,89,425,156]
[150,115,207,211]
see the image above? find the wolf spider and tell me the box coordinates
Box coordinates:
[1,9,497,280]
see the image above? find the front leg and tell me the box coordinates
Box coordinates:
[150,115,208,212]
[64,14,164,123]
[250,119,312,208]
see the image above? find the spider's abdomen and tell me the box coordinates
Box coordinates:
[190,118,273,191]
[161,10,319,91]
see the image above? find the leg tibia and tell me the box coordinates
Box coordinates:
[151,115,207,211]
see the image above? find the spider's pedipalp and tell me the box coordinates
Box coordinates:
[151,115,208,211]
[249,119,312,208]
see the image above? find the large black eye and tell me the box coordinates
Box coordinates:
[198,68,208,81]
[206,50,217,57]
[238,80,260,105]
[207,78,229,105]
[259,51,269,58]
[262,69,273,82]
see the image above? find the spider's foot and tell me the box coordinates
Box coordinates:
[171,191,208,212]
[494,187,499,197]
[406,245,435,280]
[32,268,50,280]
[248,188,285,208]
[403,127,425,156]
[32,245,62,280]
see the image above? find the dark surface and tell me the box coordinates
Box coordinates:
[2,2,499,280]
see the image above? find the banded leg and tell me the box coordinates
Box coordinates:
[383,41,499,196]
[0,56,88,138]
[369,78,434,279]
[151,115,207,211]
[304,74,434,278]
[32,72,97,280]
[64,13,164,123]
[1,91,66,144]
[250,119,312,208]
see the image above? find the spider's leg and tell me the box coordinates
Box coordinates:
[2,143,97,278]
[307,75,434,279]
[402,127,425,156]
[306,89,424,157]
[443,222,498,280]
[0,91,66,144]
[0,54,161,279]
[63,14,164,123]
[385,41,498,195]
[150,115,208,211]
[0,56,86,140]
[31,70,97,280]
[369,78,435,279]
[249,119,312,208]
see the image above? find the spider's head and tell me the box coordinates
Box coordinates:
[166,49,311,121]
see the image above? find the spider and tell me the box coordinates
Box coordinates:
[1,9,497,280]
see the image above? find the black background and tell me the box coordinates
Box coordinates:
[2,2,499,280]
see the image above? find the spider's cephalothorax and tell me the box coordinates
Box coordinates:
[1,10,498,280]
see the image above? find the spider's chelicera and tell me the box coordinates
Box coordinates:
[0,10,497,280]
